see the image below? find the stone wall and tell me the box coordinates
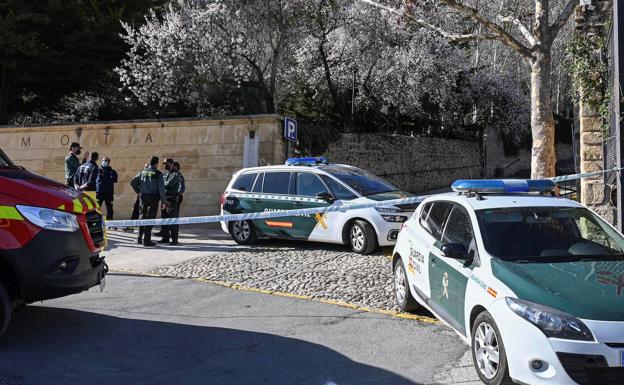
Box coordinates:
[0,115,285,218]
[576,0,616,224]
[485,125,575,178]
[322,134,482,193]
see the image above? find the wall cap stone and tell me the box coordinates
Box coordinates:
[0,114,283,134]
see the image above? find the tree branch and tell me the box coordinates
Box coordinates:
[497,15,536,47]
[438,0,532,58]
[550,0,578,39]
[358,0,500,43]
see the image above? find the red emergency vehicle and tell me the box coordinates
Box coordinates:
[0,149,107,335]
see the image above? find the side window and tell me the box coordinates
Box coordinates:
[423,202,453,239]
[296,173,328,197]
[418,202,433,224]
[232,173,257,191]
[320,175,358,200]
[441,206,475,251]
[252,173,264,193]
[262,172,291,195]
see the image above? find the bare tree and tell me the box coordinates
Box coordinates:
[359,0,579,178]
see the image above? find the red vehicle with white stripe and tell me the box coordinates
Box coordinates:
[0,149,107,335]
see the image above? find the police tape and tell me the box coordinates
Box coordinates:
[104,196,426,228]
[104,167,624,229]
[549,167,622,183]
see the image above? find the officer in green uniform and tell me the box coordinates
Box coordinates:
[159,161,181,245]
[130,156,167,247]
[64,142,82,187]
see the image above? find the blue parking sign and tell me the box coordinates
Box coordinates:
[284,117,297,142]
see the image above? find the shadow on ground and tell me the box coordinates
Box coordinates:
[0,306,420,385]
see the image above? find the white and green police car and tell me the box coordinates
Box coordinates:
[392,179,624,385]
[220,157,418,254]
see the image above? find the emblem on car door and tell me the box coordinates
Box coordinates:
[442,272,449,299]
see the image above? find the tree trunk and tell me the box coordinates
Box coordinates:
[530,51,557,179]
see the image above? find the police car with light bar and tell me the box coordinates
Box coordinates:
[220,157,419,254]
[392,179,624,385]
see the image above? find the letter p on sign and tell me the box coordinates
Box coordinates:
[284,117,297,142]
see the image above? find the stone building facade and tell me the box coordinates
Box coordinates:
[0,115,285,218]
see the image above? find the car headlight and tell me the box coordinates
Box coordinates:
[375,207,401,213]
[506,297,594,341]
[375,207,408,222]
[16,205,79,232]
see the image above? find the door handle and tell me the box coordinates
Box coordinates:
[253,198,263,203]
[293,201,304,207]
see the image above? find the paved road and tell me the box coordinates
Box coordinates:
[0,274,474,385]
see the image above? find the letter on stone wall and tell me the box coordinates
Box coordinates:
[21,137,30,147]
[145,133,152,143]
[61,135,70,146]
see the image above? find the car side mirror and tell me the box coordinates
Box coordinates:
[441,243,470,261]
[315,192,335,202]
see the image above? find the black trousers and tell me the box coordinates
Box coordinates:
[161,197,179,242]
[131,195,141,220]
[97,193,114,220]
[138,194,159,243]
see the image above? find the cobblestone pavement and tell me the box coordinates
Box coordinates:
[149,239,402,311]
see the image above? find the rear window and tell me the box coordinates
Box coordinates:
[232,173,257,191]
[263,172,291,195]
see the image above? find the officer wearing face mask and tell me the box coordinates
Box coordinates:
[64,142,82,187]
[96,157,118,221]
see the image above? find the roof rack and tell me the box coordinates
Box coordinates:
[285,157,329,166]
[451,179,556,195]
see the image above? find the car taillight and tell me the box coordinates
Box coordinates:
[220,192,227,206]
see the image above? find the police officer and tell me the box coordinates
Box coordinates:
[64,142,82,187]
[159,160,181,245]
[96,157,118,221]
[130,156,167,247]
[154,158,174,237]
[74,151,99,192]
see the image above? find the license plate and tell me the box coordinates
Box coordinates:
[99,276,106,292]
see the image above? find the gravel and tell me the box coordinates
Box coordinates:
[148,240,399,311]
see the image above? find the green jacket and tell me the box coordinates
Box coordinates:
[164,171,181,199]
[64,153,80,181]
[130,166,166,203]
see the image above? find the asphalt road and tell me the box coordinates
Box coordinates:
[0,274,471,385]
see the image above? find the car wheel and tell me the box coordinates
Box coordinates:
[229,220,257,245]
[349,220,377,254]
[393,258,420,312]
[471,311,513,385]
[0,281,12,336]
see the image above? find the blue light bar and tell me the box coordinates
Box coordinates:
[451,179,555,194]
[285,157,329,166]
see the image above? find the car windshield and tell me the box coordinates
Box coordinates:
[322,165,397,196]
[476,206,624,262]
[0,149,17,168]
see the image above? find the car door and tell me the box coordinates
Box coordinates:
[428,204,477,333]
[250,171,295,237]
[401,202,434,295]
[290,172,334,240]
